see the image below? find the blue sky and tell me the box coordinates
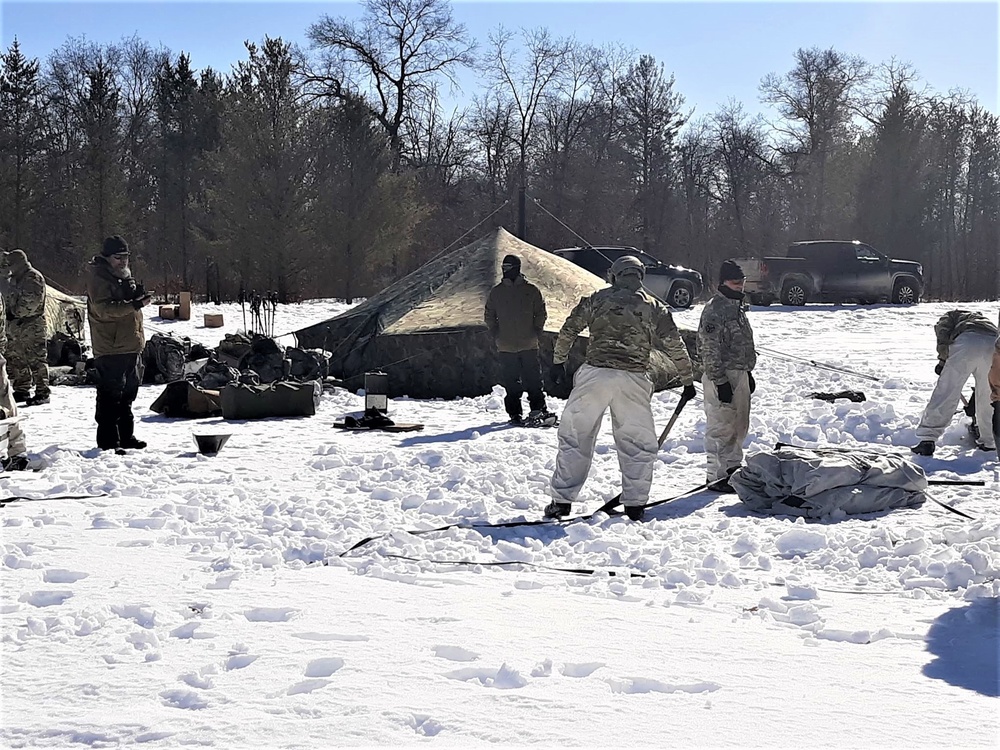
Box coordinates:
[2,1,997,119]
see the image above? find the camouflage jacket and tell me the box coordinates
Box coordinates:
[553,284,693,382]
[4,264,46,321]
[934,310,998,363]
[484,275,546,353]
[697,290,757,384]
[991,335,1000,402]
[86,256,146,357]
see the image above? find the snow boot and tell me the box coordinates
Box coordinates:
[12,391,29,404]
[525,409,558,428]
[708,477,736,493]
[543,501,571,519]
[25,393,49,406]
[623,505,646,521]
[119,437,147,450]
[2,455,31,472]
[910,440,935,456]
[508,414,523,426]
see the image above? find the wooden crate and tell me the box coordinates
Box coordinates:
[159,305,177,320]
[204,313,224,328]
[178,291,192,320]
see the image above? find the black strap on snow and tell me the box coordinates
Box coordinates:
[0,493,110,507]
[338,480,712,563]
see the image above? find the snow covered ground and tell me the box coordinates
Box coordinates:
[2,297,998,749]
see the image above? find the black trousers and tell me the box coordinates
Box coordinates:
[94,353,142,449]
[498,349,546,418]
[993,402,1000,460]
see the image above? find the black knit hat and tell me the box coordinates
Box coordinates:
[719,259,745,283]
[102,235,129,257]
[501,254,521,269]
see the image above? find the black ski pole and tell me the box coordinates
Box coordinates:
[598,389,694,514]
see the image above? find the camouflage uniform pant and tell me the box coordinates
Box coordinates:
[7,317,49,398]
[0,354,27,457]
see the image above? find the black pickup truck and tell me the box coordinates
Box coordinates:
[733,240,924,306]
[550,246,704,308]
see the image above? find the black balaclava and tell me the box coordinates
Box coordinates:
[501,254,521,281]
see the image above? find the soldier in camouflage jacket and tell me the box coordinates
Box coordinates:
[697,260,757,488]
[545,255,695,521]
[1,249,49,405]
[0,291,29,469]
[913,309,998,455]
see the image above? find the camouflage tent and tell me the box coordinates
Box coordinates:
[45,286,87,341]
[295,227,700,399]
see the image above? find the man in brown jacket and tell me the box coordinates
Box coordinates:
[86,235,152,452]
[484,254,552,426]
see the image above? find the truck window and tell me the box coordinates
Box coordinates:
[855,244,880,261]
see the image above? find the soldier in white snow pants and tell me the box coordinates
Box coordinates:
[0,352,27,463]
[915,331,998,451]
[550,364,657,509]
[702,369,752,483]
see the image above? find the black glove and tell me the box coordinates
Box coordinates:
[549,362,566,386]
[681,384,697,402]
[934,361,944,376]
[716,380,733,404]
[748,372,756,394]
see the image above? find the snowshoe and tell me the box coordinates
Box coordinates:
[2,455,31,472]
[508,415,523,426]
[543,501,571,519]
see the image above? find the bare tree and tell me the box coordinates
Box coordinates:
[306,0,476,167]
[761,47,869,234]
[483,25,571,208]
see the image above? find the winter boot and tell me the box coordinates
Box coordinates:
[25,394,49,406]
[12,391,29,404]
[526,409,558,428]
[623,505,646,521]
[910,440,935,456]
[2,455,31,472]
[508,414,523,426]
[119,437,147,450]
[543,501,572,519]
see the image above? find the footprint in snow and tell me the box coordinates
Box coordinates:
[432,645,479,662]
[286,678,331,695]
[605,676,721,695]
[443,663,527,689]
[42,568,89,584]
[560,662,605,678]
[243,606,300,622]
[408,714,445,737]
[159,688,209,710]
[304,657,344,677]
[291,632,369,642]
[19,589,72,607]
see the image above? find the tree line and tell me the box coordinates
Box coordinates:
[1,0,997,302]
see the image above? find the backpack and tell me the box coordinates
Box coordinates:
[143,333,190,384]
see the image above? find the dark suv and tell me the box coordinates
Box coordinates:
[550,246,704,308]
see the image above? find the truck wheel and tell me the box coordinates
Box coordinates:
[667,281,694,309]
[892,279,920,304]
[780,281,808,306]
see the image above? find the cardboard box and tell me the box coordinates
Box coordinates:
[178,291,192,321]
[204,313,224,328]
[159,305,176,320]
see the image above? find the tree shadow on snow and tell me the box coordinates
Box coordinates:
[922,598,999,697]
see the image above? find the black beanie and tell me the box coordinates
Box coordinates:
[719,259,745,283]
[102,235,129,257]
[501,254,521,269]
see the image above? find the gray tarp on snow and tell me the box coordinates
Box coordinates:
[730,447,928,518]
